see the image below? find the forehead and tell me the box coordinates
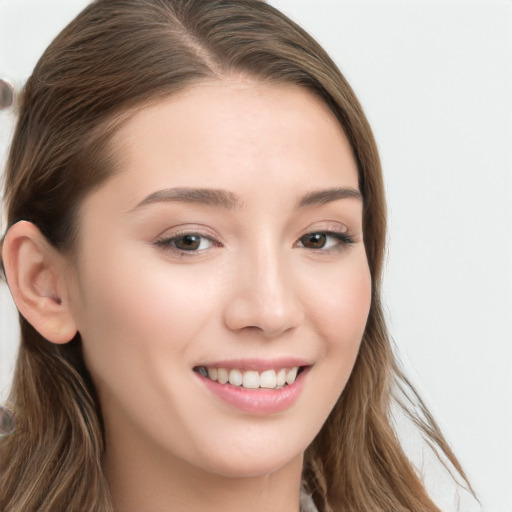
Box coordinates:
[102,79,359,208]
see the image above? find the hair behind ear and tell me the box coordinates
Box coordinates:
[0,221,113,510]
[0,319,113,511]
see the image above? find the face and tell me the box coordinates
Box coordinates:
[66,80,371,479]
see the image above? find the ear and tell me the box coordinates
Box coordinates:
[2,221,77,344]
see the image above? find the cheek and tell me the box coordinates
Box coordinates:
[306,254,372,352]
[303,252,371,405]
[291,253,371,442]
[72,253,216,390]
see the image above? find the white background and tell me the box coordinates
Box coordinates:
[1,1,511,510]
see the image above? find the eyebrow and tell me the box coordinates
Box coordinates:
[296,187,362,208]
[130,186,362,212]
[131,187,243,211]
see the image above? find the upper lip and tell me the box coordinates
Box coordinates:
[194,357,313,372]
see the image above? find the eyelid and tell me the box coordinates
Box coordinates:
[296,226,355,252]
[300,219,349,234]
[154,228,222,255]
[153,224,221,243]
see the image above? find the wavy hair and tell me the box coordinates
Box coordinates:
[0,1,472,510]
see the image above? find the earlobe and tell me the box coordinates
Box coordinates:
[1,221,77,344]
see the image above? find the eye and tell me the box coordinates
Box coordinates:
[155,233,215,252]
[297,231,353,251]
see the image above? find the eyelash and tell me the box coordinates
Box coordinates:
[296,231,354,252]
[154,229,354,256]
[154,230,218,254]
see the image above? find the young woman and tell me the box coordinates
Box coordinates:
[0,1,475,510]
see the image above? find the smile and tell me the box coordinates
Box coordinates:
[193,366,305,390]
[194,363,310,415]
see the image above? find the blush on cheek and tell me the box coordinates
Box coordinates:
[313,269,371,347]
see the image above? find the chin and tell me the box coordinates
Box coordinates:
[196,444,304,479]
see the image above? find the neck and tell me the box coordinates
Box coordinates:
[103,419,304,512]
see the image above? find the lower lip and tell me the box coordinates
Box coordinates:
[196,369,309,415]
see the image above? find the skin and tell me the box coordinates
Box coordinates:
[7,79,372,512]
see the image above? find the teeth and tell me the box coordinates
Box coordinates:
[228,369,243,387]
[285,367,298,384]
[242,371,259,389]
[217,368,229,384]
[198,366,301,389]
[259,369,277,389]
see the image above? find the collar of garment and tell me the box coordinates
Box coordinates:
[300,486,319,512]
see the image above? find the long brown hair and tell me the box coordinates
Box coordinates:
[0,1,473,510]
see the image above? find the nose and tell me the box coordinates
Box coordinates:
[222,246,304,338]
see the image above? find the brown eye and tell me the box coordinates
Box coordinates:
[155,233,214,252]
[297,231,354,251]
[173,234,202,251]
[300,232,327,249]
